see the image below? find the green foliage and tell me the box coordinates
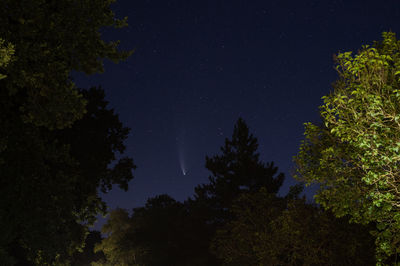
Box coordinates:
[294,32,400,264]
[59,230,105,266]
[212,189,376,265]
[0,38,13,161]
[0,39,14,80]
[94,196,201,266]
[93,208,139,266]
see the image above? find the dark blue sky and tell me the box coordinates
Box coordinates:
[73,0,400,225]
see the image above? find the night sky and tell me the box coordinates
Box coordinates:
[73,0,400,226]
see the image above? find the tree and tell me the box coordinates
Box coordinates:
[0,0,133,263]
[185,118,284,263]
[193,118,284,223]
[211,188,376,265]
[0,38,14,80]
[94,195,201,266]
[55,87,135,197]
[95,119,286,265]
[0,0,131,130]
[1,87,135,264]
[294,32,400,264]
[93,208,137,266]
[68,230,105,266]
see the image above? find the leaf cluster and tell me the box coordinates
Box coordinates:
[212,189,375,266]
[295,32,400,264]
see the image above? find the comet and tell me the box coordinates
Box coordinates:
[177,128,189,176]
[178,147,188,176]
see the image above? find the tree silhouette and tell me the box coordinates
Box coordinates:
[1,87,134,264]
[95,118,377,265]
[186,118,285,263]
[95,118,285,266]
[193,118,284,224]
[0,0,132,263]
[94,195,201,266]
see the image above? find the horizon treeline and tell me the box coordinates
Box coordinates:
[88,118,376,265]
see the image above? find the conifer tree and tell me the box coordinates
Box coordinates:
[194,118,284,213]
[186,118,284,264]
